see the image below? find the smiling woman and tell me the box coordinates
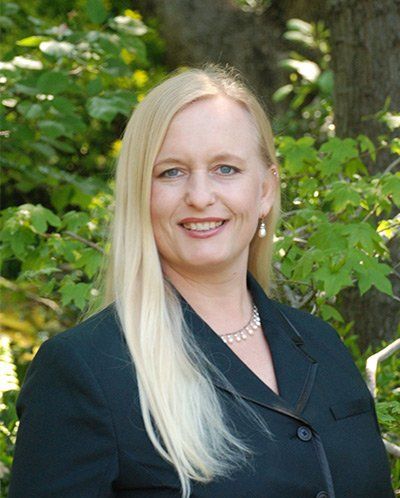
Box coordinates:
[9,65,394,498]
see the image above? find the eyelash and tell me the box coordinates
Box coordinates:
[217,165,239,175]
[159,168,182,178]
[159,165,240,178]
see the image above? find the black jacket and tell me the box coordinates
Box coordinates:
[9,275,394,497]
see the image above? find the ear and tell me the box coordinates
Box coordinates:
[260,164,279,218]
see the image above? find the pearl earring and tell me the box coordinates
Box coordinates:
[258,219,266,238]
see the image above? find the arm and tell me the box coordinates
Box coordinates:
[9,336,118,498]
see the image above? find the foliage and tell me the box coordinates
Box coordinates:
[0,0,166,327]
[274,133,399,314]
[273,18,333,140]
[0,336,19,493]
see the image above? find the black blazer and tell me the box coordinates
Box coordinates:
[9,275,394,498]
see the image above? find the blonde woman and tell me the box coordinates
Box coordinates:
[9,66,394,498]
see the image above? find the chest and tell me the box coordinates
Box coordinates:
[224,327,280,396]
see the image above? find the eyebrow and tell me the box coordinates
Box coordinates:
[153,153,245,168]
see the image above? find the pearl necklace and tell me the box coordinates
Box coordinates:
[219,305,261,344]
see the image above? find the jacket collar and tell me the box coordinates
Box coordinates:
[179,273,318,422]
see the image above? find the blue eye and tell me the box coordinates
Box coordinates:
[160,168,182,178]
[218,165,238,175]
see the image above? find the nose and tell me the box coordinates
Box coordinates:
[184,171,216,209]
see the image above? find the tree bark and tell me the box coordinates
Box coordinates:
[137,0,289,109]
[328,0,400,143]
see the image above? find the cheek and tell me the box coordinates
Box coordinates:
[150,184,179,230]
[234,180,264,214]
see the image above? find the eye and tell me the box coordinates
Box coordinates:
[159,168,183,178]
[216,165,239,175]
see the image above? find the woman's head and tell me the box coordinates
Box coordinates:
[111,64,281,298]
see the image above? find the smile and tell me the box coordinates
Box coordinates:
[181,220,225,231]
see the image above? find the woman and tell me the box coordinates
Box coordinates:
[9,65,394,498]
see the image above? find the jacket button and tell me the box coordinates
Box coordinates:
[297,425,312,441]
[315,492,329,498]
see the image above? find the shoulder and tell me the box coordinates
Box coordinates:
[44,303,130,367]
[25,303,135,401]
[54,302,122,346]
[268,298,363,373]
[272,299,341,342]
[268,296,351,354]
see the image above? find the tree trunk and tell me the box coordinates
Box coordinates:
[137,0,289,109]
[328,0,400,144]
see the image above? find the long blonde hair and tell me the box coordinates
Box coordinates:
[90,65,281,497]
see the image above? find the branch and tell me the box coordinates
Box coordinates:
[366,338,400,395]
[365,338,400,458]
[383,155,400,175]
[64,231,105,253]
[0,276,62,315]
[383,439,400,459]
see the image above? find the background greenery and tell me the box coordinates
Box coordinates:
[0,0,399,495]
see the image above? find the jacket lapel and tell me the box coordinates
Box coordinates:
[180,273,318,423]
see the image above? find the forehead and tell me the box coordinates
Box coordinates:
[158,95,259,155]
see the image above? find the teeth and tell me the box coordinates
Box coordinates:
[182,221,224,231]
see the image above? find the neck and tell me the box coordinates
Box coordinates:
[163,264,253,335]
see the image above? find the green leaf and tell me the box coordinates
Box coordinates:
[59,281,92,309]
[278,136,317,174]
[343,222,382,253]
[2,228,36,258]
[272,84,293,103]
[75,248,103,278]
[37,72,69,95]
[62,211,90,232]
[30,205,61,233]
[30,142,57,158]
[50,186,74,211]
[86,0,108,24]
[86,96,118,122]
[320,304,344,322]
[41,137,75,154]
[325,182,361,213]
[309,223,347,251]
[317,70,333,95]
[292,249,324,281]
[313,265,353,297]
[381,173,400,206]
[390,137,400,155]
[16,35,50,47]
[86,92,135,122]
[38,120,67,139]
[87,78,103,96]
[319,138,359,176]
[357,135,376,162]
[26,103,43,119]
[356,257,392,296]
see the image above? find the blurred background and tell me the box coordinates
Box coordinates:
[0,0,399,495]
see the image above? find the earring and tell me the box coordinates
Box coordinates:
[258,219,267,238]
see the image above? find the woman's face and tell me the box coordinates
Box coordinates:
[151,95,277,278]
